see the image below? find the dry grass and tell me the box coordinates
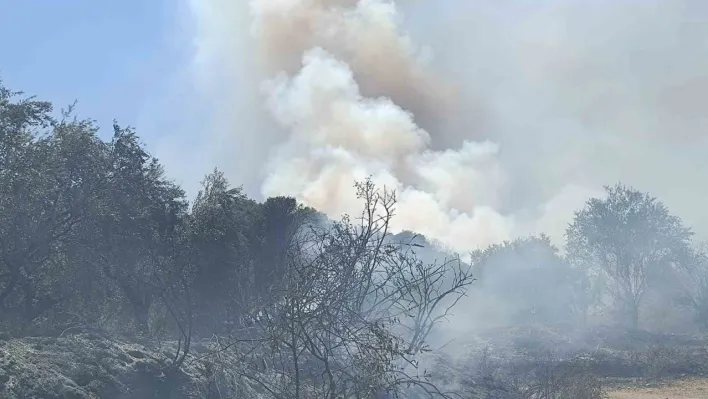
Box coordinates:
[608,378,708,399]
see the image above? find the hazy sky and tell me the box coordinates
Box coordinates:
[3,0,708,249]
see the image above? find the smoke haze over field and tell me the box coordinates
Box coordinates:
[186,0,708,252]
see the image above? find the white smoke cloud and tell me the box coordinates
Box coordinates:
[259,44,511,251]
[185,0,708,252]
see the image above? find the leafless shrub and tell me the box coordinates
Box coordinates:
[213,178,475,398]
[504,352,605,399]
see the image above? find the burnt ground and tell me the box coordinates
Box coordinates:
[425,324,708,398]
[1,325,706,398]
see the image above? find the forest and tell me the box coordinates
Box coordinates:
[2,79,708,398]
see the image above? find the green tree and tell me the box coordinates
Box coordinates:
[84,124,187,334]
[0,82,107,329]
[566,184,693,329]
[254,196,318,292]
[188,169,261,330]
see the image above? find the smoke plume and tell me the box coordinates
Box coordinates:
[186,0,708,252]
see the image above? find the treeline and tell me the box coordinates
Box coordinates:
[468,185,708,333]
[0,82,328,338]
[1,81,478,397]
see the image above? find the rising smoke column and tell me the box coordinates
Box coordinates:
[188,0,708,251]
[251,0,513,251]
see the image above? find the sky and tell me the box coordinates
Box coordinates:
[2,1,171,130]
[0,0,208,194]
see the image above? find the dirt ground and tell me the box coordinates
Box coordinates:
[608,378,708,399]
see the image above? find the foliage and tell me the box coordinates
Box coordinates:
[675,244,708,330]
[566,184,693,329]
[469,235,578,326]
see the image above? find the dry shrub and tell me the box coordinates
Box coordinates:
[635,343,702,380]
[509,352,606,399]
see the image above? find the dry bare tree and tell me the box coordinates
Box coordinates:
[221,178,475,398]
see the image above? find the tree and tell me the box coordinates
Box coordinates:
[676,244,708,331]
[0,83,109,330]
[566,184,693,329]
[229,179,474,398]
[254,196,319,293]
[469,235,578,327]
[188,169,262,330]
[83,123,188,334]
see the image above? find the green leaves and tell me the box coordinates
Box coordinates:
[0,81,102,328]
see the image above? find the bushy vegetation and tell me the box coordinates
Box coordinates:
[2,80,708,397]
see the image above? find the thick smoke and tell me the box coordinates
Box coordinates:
[186,0,708,251]
[192,0,517,251]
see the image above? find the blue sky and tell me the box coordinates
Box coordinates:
[0,0,213,194]
[0,0,191,140]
